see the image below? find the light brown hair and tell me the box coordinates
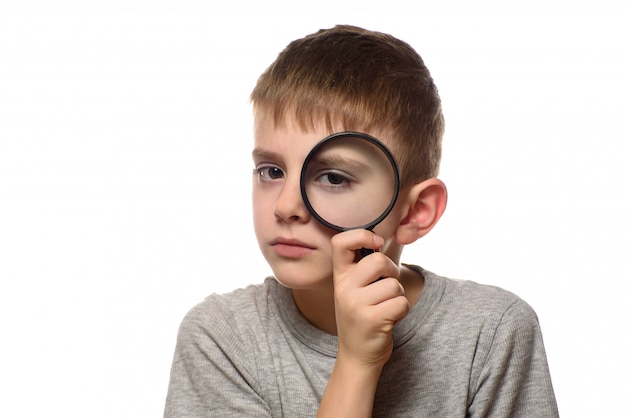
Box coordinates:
[250,25,444,186]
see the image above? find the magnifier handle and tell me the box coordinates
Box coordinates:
[359,247,375,259]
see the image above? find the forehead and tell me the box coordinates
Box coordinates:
[253,112,328,161]
[253,110,399,160]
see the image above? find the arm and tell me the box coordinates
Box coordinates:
[317,230,409,417]
[468,299,559,417]
[317,355,383,417]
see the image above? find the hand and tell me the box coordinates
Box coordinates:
[331,229,410,369]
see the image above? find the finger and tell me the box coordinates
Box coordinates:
[331,229,384,271]
[358,251,400,282]
[373,294,411,324]
[360,277,405,306]
[335,249,394,289]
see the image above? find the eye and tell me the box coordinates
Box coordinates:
[316,170,354,190]
[254,165,284,181]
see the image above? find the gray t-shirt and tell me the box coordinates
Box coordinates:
[164,266,559,417]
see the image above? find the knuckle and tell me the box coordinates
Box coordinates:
[397,280,405,296]
[396,296,410,318]
[367,252,388,269]
[330,233,343,247]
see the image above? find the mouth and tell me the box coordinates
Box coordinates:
[270,237,315,258]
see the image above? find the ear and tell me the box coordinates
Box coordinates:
[394,178,447,245]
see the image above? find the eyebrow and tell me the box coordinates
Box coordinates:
[309,153,369,171]
[252,148,282,162]
[252,147,369,171]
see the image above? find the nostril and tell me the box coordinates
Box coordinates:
[274,206,302,222]
[274,182,310,223]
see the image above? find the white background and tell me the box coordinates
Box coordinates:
[1,1,624,416]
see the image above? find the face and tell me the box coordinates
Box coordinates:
[252,114,405,291]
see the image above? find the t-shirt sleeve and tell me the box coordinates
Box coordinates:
[163,298,271,417]
[467,298,559,417]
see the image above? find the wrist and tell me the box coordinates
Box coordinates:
[334,349,385,378]
[317,352,383,417]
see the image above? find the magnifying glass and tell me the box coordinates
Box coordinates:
[300,131,401,257]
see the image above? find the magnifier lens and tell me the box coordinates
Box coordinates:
[301,133,400,231]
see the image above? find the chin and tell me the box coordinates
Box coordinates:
[269,263,333,291]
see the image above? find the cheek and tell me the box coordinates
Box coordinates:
[372,206,403,242]
[252,189,267,223]
[252,186,277,230]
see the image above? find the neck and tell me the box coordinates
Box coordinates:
[292,286,338,335]
[290,265,424,336]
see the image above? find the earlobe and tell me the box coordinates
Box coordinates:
[395,178,447,245]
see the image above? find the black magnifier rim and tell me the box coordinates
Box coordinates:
[300,131,401,232]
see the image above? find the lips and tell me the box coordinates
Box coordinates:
[270,237,315,258]
[271,237,314,247]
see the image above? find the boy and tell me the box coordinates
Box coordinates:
[165,25,558,417]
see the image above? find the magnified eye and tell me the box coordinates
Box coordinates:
[317,170,354,189]
[254,165,284,181]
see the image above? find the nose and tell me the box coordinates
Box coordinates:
[274,176,310,223]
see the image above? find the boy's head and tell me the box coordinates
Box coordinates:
[250,24,444,188]
[250,25,448,290]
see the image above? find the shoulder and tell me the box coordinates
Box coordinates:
[166,279,285,416]
[175,278,284,351]
[417,268,558,415]
[431,277,559,415]
[437,275,543,349]
[416,271,543,363]
[404,266,544,351]
[170,279,285,391]
[421,267,538,324]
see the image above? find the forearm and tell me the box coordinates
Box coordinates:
[317,355,383,418]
